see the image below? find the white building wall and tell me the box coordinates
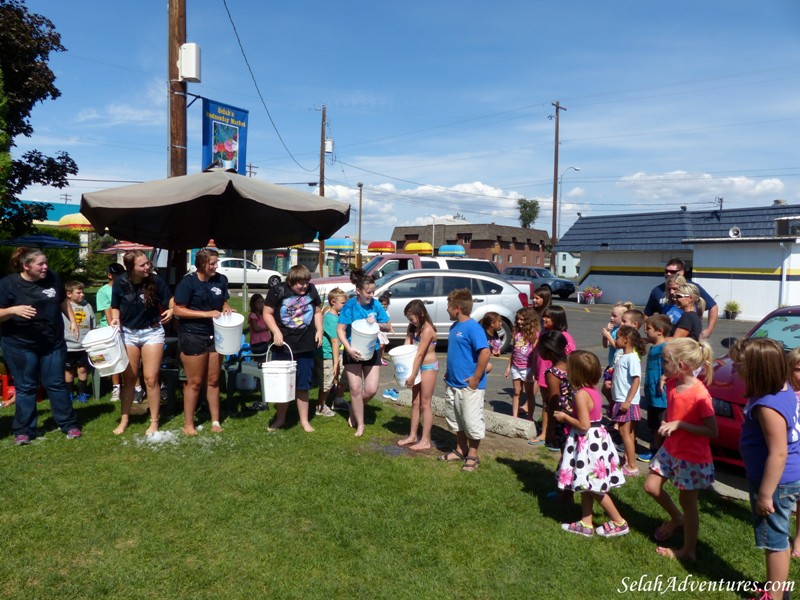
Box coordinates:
[693,241,800,321]
[557,252,580,279]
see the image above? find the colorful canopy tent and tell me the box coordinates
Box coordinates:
[324,238,354,275]
[1,234,80,249]
[95,241,154,255]
[57,213,93,231]
[367,240,395,254]
[325,238,354,251]
[404,242,433,255]
[437,244,466,257]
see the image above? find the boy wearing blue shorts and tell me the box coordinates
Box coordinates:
[439,289,490,473]
[263,264,322,432]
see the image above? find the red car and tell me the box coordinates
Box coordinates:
[707,305,800,466]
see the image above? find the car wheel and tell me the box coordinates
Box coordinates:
[557,291,572,299]
[497,319,513,354]
[268,275,281,287]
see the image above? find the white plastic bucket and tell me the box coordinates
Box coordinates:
[213,312,245,355]
[261,343,296,403]
[351,319,379,360]
[388,344,420,387]
[82,326,129,377]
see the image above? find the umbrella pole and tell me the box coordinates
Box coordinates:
[242,249,248,317]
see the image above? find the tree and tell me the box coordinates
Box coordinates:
[0,0,77,238]
[517,198,540,229]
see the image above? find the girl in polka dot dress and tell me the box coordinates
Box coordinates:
[555,350,629,538]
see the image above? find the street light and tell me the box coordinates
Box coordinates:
[558,166,581,238]
[426,214,436,253]
[357,182,363,268]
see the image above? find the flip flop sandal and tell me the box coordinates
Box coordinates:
[792,549,800,559]
[462,456,480,472]
[439,449,465,462]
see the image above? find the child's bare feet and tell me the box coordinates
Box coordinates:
[145,419,159,436]
[211,421,223,433]
[409,441,431,451]
[300,422,315,433]
[354,426,364,437]
[656,546,695,561]
[397,436,417,447]
[113,417,129,435]
[268,419,286,432]
[792,542,800,559]
[182,426,198,436]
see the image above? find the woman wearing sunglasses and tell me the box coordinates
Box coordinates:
[669,283,705,341]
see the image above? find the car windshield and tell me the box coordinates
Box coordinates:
[375,271,405,288]
[750,314,800,351]
[362,256,383,273]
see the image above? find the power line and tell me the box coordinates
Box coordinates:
[221,0,316,172]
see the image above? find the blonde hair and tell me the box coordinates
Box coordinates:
[322,287,347,314]
[675,282,706,313]
[664,337,714,385]
[613,301,635,312]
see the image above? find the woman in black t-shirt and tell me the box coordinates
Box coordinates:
[670,283,705,342]
[110,250,172,435]
[173,249,231,435]
[0,247,82,444]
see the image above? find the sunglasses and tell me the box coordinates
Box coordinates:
[673,293,691,299]
[664,269,680,274]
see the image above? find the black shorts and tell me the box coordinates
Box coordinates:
[179,330,215,356]
[343,351,381,367]
[647,406,667,431]
[65,350,89,370]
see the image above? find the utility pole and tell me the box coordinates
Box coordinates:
[317,104,327,277]
[59,193,72,203]
[167,0,187,284]
[246,163,259,177]
[550,101,566,271]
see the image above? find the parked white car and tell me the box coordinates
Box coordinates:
[214,258,283,287]
[374,269,525,352]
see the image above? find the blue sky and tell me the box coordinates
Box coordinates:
[18,0,800,244]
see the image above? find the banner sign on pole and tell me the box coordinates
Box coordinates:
[201,99,249,175]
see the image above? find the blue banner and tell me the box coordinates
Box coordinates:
[201,99,249,175]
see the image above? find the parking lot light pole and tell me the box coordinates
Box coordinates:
[558,166,580,238]
[357,182,363,268]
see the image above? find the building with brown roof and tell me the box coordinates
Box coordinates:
[391,223,549,271]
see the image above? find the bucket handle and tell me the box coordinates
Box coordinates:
[266,342,294,363]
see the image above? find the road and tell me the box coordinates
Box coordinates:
[378,300,754,414]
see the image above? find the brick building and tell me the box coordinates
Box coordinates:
[391,223,549,270]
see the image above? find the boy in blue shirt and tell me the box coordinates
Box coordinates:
[639,314,671,462]
[439,289,490,473]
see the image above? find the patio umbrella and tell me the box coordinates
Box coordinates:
[80,170,351,250]
[95,241,154,255]
[1,234,80,249]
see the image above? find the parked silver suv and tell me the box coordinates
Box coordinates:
[374,269,525,352]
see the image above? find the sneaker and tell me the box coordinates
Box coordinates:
[317,405,337,417]
[561,520,594,538]
[134,388,145,404]
[66,428,82,440]
[14,434,30,446]
[614,443,625,453]
[380,359,389,366]
[545,443,561,452]
[110,386,121,402]
[76,393,91,404]
[382,389,398,400]
[595,520,630,538]
[636,451,654,463]
[622,465,640,477]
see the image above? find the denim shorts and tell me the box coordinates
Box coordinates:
[122,324,165,348]
[747,479,800,551]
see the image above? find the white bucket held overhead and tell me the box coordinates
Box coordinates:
[261,343,296,403]
[388,344,420,387]
[82,326,129,377]
[213,312,245,355]
[350,319,379,360]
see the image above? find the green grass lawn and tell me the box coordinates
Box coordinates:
[0,393,796,599]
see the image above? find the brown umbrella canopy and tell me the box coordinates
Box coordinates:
[80,170,350,250]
